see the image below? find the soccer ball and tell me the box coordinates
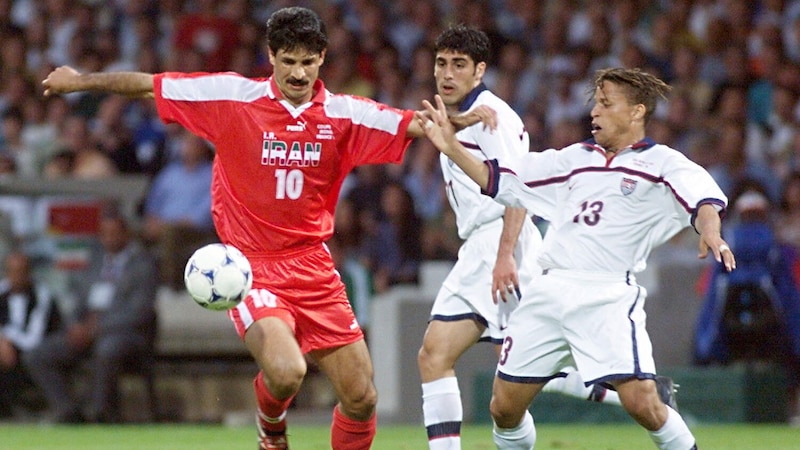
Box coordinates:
[184,243,253,311]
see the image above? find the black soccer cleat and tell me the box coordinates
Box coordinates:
[656,375,679,411]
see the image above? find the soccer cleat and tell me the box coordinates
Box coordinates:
[655,375,679,411]
[258,434,289,450]
[257,410,289,450]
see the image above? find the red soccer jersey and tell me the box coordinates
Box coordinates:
[153,73,414,255]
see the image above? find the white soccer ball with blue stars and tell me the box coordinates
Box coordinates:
[184,243,253,311]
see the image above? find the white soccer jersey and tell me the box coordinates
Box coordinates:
[484,138,727,273]
[442,85,533,239]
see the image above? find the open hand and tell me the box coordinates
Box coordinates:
[415,95,458,155]
[698,237,736,272]
[451,104,497,132]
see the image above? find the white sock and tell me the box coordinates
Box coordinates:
[493,410,535,449]
[649,406,696,450]
[422,377,462,450]
[542,372,622,405]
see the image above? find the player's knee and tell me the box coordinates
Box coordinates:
[339,381,378,420]
[489,396,522,428]
[417,342,454,378]
[263,359,307,399]
[417,344,438,374]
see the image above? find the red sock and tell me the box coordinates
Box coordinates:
[254,371,294,433]
[331,406,376,450]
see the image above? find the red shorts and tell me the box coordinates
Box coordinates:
[227,244,363,353]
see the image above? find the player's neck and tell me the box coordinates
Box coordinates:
[605,131,645,154]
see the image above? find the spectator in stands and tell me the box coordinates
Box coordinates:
[759,84,799,180]
[402,139,445,223]
[360,181,422,293]
[707,120,781,203]
[18,97,58,177]
[420,205,461,263]
[23,211,159,423]
[129,98,168,177]
[0,108,28,170]
[669,44,714,115]
[777,171,800,253]
[42,114,117,179]
[142,130,214,239]
[699,17,735,89]
[0,72,33,117]
[0,29,27,79]
[89,95,136,173]
[327,234,373,339]
[142,130,216,289]
[342,164,390,229]
[693,180,800,424]
[171,0,239,72]
[323,25,374,98]
[0,250,61,419]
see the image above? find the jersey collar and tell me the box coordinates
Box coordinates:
[267,77,327,104]
[581,137,657,152]
[458,83,489,112]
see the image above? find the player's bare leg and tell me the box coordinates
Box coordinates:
[614,378,696,450]
[311,339,377,450]
[246,317,306,450]
[418,318,487,449]
[490,377,543,449]
[542,370,622,404]
[542,372,681,412]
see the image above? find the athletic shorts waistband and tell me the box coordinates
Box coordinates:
[243,243,326,261]
[541,268,635,283]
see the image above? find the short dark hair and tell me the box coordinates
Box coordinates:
[590,68,672,123]
[434,24,490,66]
[266,7,327,55]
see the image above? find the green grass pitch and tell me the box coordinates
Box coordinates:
[0,423,797,449]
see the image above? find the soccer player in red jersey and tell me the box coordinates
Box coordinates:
[41,6,493,450]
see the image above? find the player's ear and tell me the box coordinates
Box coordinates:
[475,61,486,80]
[632,103,646,121]
[319,49,326,65]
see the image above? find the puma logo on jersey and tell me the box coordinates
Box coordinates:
[286,121,306,132]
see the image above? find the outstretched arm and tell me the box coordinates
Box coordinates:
[43,66,154,98]
[416,95,490,189]
[406,104,497,138]
[695,203,736,272]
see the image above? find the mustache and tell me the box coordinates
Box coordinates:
[287,78,309,86]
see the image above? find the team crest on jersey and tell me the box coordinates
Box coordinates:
[620,177,638,195]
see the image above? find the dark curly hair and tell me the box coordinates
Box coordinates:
[434,24,490,66]
[266,7,328,55]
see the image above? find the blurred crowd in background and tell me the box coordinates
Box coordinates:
[2,0,800,294]
[0,0,797,297]
[0,0,799,424]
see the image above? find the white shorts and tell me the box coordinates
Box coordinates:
[496,269,656,386]
[430,218,542,344]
